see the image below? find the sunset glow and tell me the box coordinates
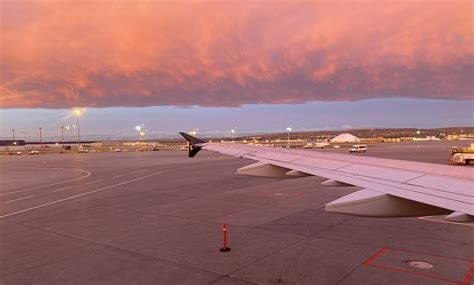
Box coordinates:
[1,1,472,109]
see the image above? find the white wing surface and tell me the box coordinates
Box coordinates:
[180,133,474,222]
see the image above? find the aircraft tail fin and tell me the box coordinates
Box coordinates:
[179,132,205,157]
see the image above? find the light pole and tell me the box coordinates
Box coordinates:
[61,126,64,146]
[231,129,235,142]
[135,125,145,141]
[12,128,15,141]
[39,127,42,146]
[286,127,292,148]
[73,109,83,147]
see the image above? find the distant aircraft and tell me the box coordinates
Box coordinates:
[180,132,474,222]
[303,142,330,149]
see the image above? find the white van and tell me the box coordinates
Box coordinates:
[349,144,367,153]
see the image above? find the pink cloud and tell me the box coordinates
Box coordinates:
[0,1,472,108]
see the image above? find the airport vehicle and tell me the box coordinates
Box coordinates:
[303,142,330,149]
[78,147,89,153]
[181,132,474,222]
[29,150,39,155]
[349,144,367,153]
[152,146,160,151]
[451,143,474,165]
[16,151,22,155]
[113,148,122,152]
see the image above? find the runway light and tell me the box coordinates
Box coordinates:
[135,125,142,131]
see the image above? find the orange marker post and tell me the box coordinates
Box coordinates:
[220,223,231,252]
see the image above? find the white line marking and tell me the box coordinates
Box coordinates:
[112,175,124,179]
[0,169,91,196]
[85,180,102,185]
[0,160,245,219]
[0,169,172,219]
[4,195,34,204]
[52,186,73,192]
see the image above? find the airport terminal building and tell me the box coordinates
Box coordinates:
[0,140,26,152]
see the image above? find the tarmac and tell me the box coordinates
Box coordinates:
[0,141,473,284]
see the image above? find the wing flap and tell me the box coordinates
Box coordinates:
[407,175,474,196]
[296,157,353,171]
[337,164,424,183]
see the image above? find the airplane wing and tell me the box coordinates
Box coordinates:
[179,133,474,222]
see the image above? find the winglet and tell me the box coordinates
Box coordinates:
[179,132,205,157]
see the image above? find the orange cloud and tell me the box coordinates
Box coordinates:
[0,1,472,108]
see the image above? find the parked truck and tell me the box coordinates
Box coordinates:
[451,143,474,165]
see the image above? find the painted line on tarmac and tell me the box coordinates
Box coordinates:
[130,169,148,174]
[112,175,124,179]
[0,160,246,219]
[52,186,73,193]
[0,169,175,219]
[4,195,34,204]
[85,180,102,185]
[0,168,91,196]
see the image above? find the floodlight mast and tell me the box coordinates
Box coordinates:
[61,126,64,146]
[286,127,292,147]
[73,108,83,147]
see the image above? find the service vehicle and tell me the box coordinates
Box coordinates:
[349,144,367,153]
[451,143,474,165]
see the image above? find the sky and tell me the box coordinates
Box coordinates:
[0,1,472,140]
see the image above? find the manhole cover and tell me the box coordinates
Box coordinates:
[406,260,434,270]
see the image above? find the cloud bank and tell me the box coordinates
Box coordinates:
[0,1,472,108]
